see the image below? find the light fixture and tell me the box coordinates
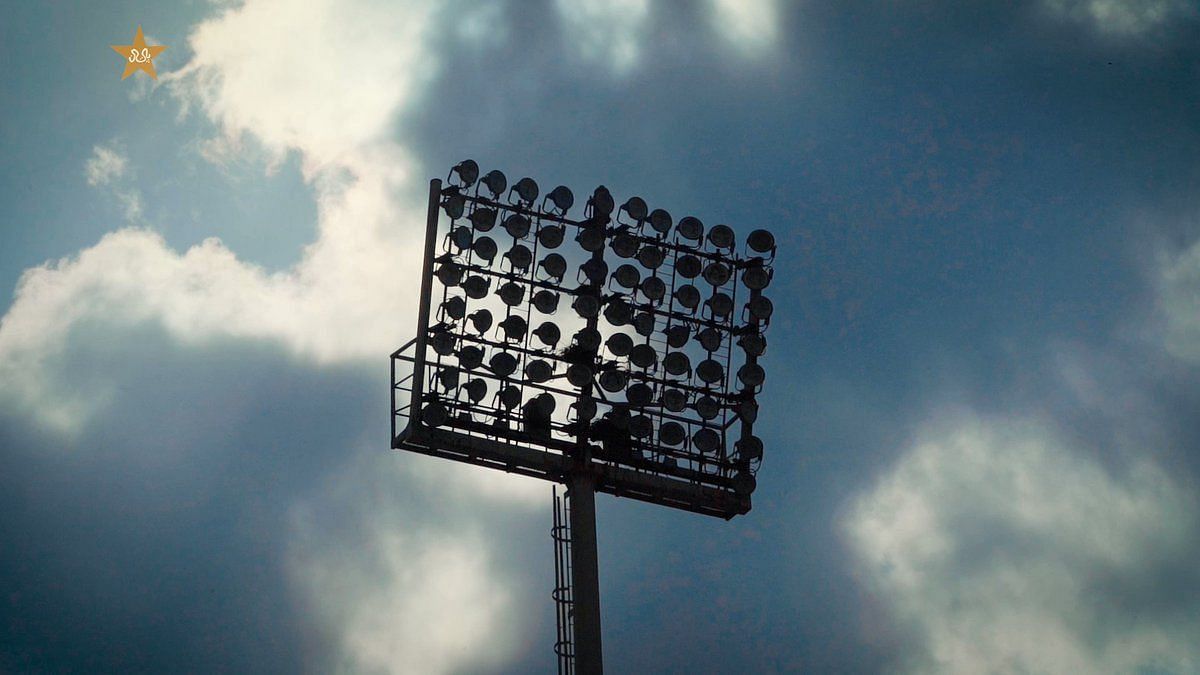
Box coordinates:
[503,213,531,239]
[498,281,525,306]
[626,382,653,406]
[705,292,733,319]
[665,324,690,348]
[603,299,633,326]
[463,275,489,299]
[489,351,518,377]
[741,265,771,290]
[695,395,720,420]
[567,364,593,387]
[546,185,574,214]
[498,385,521,410]
[499,314,527,341]
[533,321,561,347]
[746,295,774,322]
[702,261,731,287]
[696,359,724,384]
[442,192,466,219]
[648,208,672,235]
[432,331,456,356]
[576,225,606,252]
[457,345,484,370]
[450,226,472,250]
[636,245,665,270]
[693,428,721,453]
[736,436,763,462]
[588,186,615,217]
[629,344,657,369]
[640,276,666,302]
[532,290,559,314]
[707,224,734,249]
[450,159,479,187]
[629,415,653,438]
[472,236,498,263]
[573,328,601,351]
[674,284,700,311]
[737,363,765,388]
[677,216,704,241]
[613,264,640,290]
[468,309,493,334]
[737,332,766,357]
[469,208,497,231]
[422,398,449,427]
[747,229,775,254]
[599,370,627,392]
[505,243,533,272]
[537,224,565,249]
[675,254,701,279]
[436,367,460,391]
[525,359,554,383]
[463,377,487,403]
[436,260,464,286]
[663,351,691,376]
[572,397,597,421]
[512,177,539,205]
[621,196,648,222]
[659,421,686,445]
[662,388,688,412]
[612,231,639,258]
[606,333,634,356]
[540,253,567,281]
[481,170,507,198]
[632,311,656,336]
[581,258,608,285]
[440,296,466,320]
[696,327,722,352]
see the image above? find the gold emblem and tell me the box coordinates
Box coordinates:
[111,26,167,80]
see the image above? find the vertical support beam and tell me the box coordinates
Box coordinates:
[407,178,443,437]
[568,470,603,674]
[567,193,610,673]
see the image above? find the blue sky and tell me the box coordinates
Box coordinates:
[2,1,1200,673]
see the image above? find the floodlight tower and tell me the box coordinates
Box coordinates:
[391,161,776,674]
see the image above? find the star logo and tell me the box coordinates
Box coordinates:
[110,25,167,80]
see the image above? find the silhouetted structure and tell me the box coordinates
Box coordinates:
[392,161,775,673]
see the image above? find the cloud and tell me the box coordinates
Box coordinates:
[1043,0,1198,36]
[843,413,1200,674]
[0,0,438,431]
[1160,237,1200,364]
[85,144,128,186]
[554,0,650,75]
[709,0,780,55]
[288,454,521,675]
[83,142,144,223]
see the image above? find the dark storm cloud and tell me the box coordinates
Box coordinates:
[0,325,358,672]
[0,322,550,673]
[414,1,1200,671]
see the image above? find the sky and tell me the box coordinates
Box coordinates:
[2,0,1200,673]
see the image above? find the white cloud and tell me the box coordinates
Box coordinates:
[0,0,437,431]
[554,0,650,75]
[84,142,144,223]
[288,462,520,675]
[843,413,1200,674]
[709,0,779,55]
[1160,238,1200,364]
[1043,0,1198,36]
[85,144,128,186]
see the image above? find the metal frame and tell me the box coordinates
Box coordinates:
[391,167,775,673]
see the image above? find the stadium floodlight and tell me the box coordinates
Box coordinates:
[391,161,776,675]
